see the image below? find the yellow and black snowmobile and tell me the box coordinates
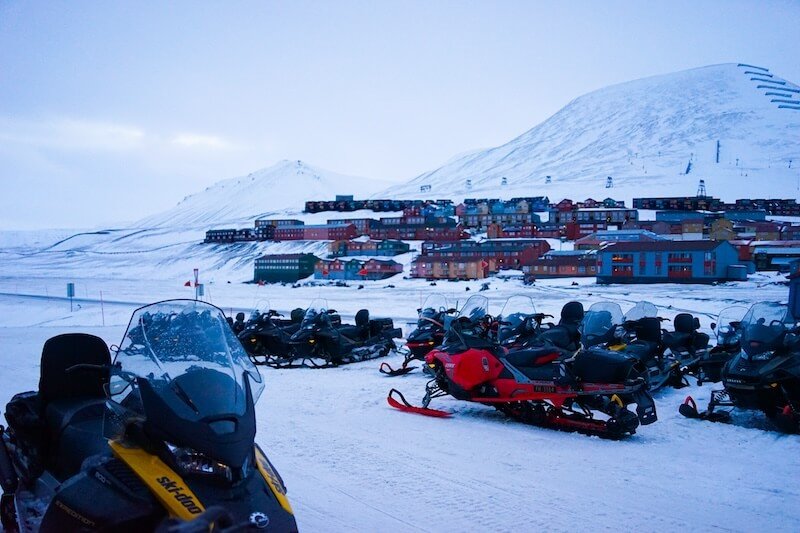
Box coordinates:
[0,299,297,532]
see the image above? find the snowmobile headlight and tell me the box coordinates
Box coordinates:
[169,444,233,481]
[308,338,316,344]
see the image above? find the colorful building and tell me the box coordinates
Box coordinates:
[524,251,598,279]
[410,255,495,280]
[314,258,404,280]
[596,240,742,284]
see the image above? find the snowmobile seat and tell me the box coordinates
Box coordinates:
[505,348,562,367]
[573,348,636,383]
[504,348,563,380]
[337,309,371,340]
[537,326,578,351]
[38,333,112,480]
[663,313,709,353]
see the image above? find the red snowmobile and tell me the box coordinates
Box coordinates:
[388,298,657,438]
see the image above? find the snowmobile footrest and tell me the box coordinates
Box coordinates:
[387,389,451,418]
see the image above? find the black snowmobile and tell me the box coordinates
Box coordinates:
[285,299,402,368]
[238,302,306,366]
[680,302,800,433]
[681,306,746,385]
[581,301,685,391]
[380,294,459,376]
[0,299,297,532]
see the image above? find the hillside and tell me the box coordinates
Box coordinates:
[381,63,800,203]
[136,159,390,229]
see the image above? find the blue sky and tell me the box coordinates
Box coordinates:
[1,1,799,229]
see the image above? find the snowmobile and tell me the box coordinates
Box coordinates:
[286,299,402,368]
[0,299,297,532]
[681,306,747,385]
[590,301,686,391]
[680,301,800,433]
[387,297,656,439]
[238,301,306,366]
[380,294,458,377]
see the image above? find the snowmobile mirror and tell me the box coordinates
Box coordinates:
[710,322,716,330]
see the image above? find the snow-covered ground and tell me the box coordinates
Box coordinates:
[1,272,798,532]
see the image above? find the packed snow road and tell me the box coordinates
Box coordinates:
[0,276,798,532]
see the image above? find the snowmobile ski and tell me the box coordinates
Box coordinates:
[387,389,452,418]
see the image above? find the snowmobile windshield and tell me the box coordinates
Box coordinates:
[740,302,795,357]
[624,301,658,322]
[251,299,272,319]
[580,302,624,342]
[715,306,748,344]
[499,295,537,329]
[301,299,329,328]
[419,294,448,320]
[459,295,490,323]
[109,300,264,420]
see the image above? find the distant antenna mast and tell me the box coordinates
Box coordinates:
[697,179,707,197]
[545,175,552,184]
[716,140,720,164]
[606,176,613,189]
[465,179,472,190]
[501,177,508,187]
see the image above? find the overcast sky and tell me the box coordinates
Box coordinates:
[2,1,799,229]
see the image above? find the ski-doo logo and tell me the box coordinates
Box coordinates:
[250,511,270,529]
[156,476,203,515]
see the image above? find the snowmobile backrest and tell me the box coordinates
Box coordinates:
[39,333,111,405]
[559,301,585,327]
[290,307,305,323]
[673,313,696,334]
[355,309,370,327]
[634,317,662,344]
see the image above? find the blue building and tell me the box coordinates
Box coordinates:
[596,240,742,284]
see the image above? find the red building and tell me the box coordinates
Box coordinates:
[420,239,551,270]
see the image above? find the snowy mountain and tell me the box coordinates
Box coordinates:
[382,63,800,203]
[137,159,390,229]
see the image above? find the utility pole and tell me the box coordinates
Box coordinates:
[716,140,720,164]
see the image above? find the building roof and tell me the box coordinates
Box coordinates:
[599,240,727,253]
[257,253,319,260]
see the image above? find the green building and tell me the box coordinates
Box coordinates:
[254,253,320,283]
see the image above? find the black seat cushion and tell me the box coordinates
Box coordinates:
[45,399,109,480]
[39,334,111,404]
[673,313,696,334]
[634,317,662,344]
[573,348,636,383]
[504,348,561,381]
